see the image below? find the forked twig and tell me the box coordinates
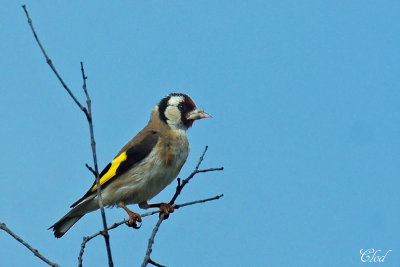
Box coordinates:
[142,146,224,267]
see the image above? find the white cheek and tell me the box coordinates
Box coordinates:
[165,106,181,123]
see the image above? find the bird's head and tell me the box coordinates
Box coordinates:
[157,93,211,130]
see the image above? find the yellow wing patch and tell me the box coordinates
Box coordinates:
[90,152,127,192]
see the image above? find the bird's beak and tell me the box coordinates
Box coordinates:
[186,108,211,120]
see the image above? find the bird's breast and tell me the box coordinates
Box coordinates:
[137,131,189,201]
[159,131,189,169]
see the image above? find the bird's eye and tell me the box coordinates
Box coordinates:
[178,103,185,111]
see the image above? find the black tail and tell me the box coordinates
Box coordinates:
[49,214,84,238]
[49,196,97,238]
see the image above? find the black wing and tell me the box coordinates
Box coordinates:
[70,130,160,208]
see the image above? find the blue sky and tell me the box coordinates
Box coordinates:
[1,1,399,266]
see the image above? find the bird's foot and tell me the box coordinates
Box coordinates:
[125,210,142,229]
[119,203,142,229]
[158,203,174,219]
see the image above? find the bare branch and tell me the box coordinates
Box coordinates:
[0,222,59,267]
[78,236,90,267]
[78,194,223,265]
[85,163,97,177]
[174,194,224,209]
[22,5,113,266]
[80,62,113,266]
[141,147,224,267]
[195,145,208,170]
[22,5,85,112]
[196,167,225,173]
[80,61,91,120]
[141,215,165,267]
[148,258,167,267]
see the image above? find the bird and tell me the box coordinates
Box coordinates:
[49,93,211,238]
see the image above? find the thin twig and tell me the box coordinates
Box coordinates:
[22,5,85,112]
[22,5,113,266]
[0,222,60,267]
[78,236,89,267]
[174,194,224,209]
[85,163,97,177]
[196,167,225,173]
[80,62,91,120]
[141,147,224,267]
[148,258,167,267]
[141,215,165,267]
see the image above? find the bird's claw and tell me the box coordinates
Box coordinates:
[159,203,174,219]
[125,211,142,229]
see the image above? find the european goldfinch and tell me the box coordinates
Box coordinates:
[50,93,210,238]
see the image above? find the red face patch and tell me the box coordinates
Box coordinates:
[185,96,196,108]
